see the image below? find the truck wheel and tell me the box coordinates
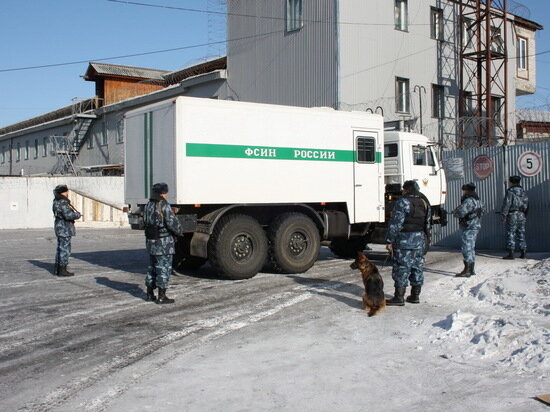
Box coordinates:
[174,234,207,270]
[208,214,268,280]
[268,213,320,274]
[329,237,368,259]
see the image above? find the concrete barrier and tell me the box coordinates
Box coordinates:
[0,176,128,229]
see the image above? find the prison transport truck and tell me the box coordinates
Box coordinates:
[125,96,446,279]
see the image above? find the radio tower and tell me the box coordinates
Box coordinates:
[458,0,509,148]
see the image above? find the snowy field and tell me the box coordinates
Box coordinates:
[0,229,548,411]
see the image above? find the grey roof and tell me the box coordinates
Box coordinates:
[516,110,550,123]
[163,56,227,85]
[84,62,169,81]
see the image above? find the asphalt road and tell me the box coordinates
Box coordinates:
[0,228,395,411]
[3,228,536,411]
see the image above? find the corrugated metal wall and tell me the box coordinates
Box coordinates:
[433,142,550,252]
[226,0,338,108]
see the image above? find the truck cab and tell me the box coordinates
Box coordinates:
[383,131,446,208]
[364,131,448,246]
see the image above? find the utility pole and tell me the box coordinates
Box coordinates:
[414,85,426,134]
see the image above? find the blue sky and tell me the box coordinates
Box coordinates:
[0,0,549,127]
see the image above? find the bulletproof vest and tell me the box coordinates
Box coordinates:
[402,196,427,232]
[144,199,167,240]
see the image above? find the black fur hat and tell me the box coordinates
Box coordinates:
[462,182,476,191]
[509,175,521,184]
[403,180,420,193]
[53,184,68,194]
[151,182,169,195]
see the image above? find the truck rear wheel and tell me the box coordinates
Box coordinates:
[174,234,207,271]
[268,213,320,274]
[329,237,368,259]
[208,214,268,280]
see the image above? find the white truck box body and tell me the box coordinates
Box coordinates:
[125,97,385,224]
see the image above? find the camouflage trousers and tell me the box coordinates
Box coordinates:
[505,212,527,251]
[145,254,173,289]
[461,229,479,264]
[55,236,72,267]
[391,248,424,288]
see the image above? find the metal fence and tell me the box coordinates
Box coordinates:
[432,141,550,252]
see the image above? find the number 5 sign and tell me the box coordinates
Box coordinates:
[517,151,542,177]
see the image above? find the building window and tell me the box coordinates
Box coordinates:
[462,90,474,116]
[462,18,474,48]
[34,139,38,159]
[431,8,443,40]
[491,96,503,127]
[286,0,303,32]
[87,134,94,149]
[395,77,410,113]
[432,85,445,118]
[101,125,108,146]
[384,143,398,158]
[16,142,21,162]
[491,27,504,53]
[116,119,124,144]
[24,141,29,160]
[42,137,48,157]
[356,137,376,163]
[395,0,408,31]
[1,147,5,164]
[518,37,527,70]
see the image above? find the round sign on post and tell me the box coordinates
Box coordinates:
[517,151,542,177]
[473,155,494,179]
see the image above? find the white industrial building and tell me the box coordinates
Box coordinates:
[0,0,543,176]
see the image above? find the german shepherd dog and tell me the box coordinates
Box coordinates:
[350,252,385,316]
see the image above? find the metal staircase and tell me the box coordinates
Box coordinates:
[50,98,99,175]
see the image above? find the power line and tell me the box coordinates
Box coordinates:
[106,0,431,26]
[0,30,283,73]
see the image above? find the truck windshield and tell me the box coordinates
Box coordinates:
[384,143,398,158]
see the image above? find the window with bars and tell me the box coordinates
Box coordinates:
[395,77,410,113]
[395,0,408,31]
[286,0,303,32]
[356,137,376,163]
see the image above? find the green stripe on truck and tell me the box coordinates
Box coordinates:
[186,143,382,163]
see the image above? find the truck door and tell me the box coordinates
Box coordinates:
[353,131,384,223]
[409,144,440,205]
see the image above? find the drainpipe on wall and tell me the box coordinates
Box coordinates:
[9,137,13,176]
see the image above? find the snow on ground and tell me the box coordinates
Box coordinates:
[430,258,550,377]
[66,249,549,412]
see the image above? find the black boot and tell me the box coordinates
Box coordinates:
[520,250,526,259]
[455,262,471,277]
[386,287,406,306]
[503,250,515,260]
[455,261,468,277]
[57,265,74,277]
[406,285,421,304]
[156,288,174,304]
[468,262,476,277]
[146,286,157,302]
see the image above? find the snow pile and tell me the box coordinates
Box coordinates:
[430,258,550,377]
